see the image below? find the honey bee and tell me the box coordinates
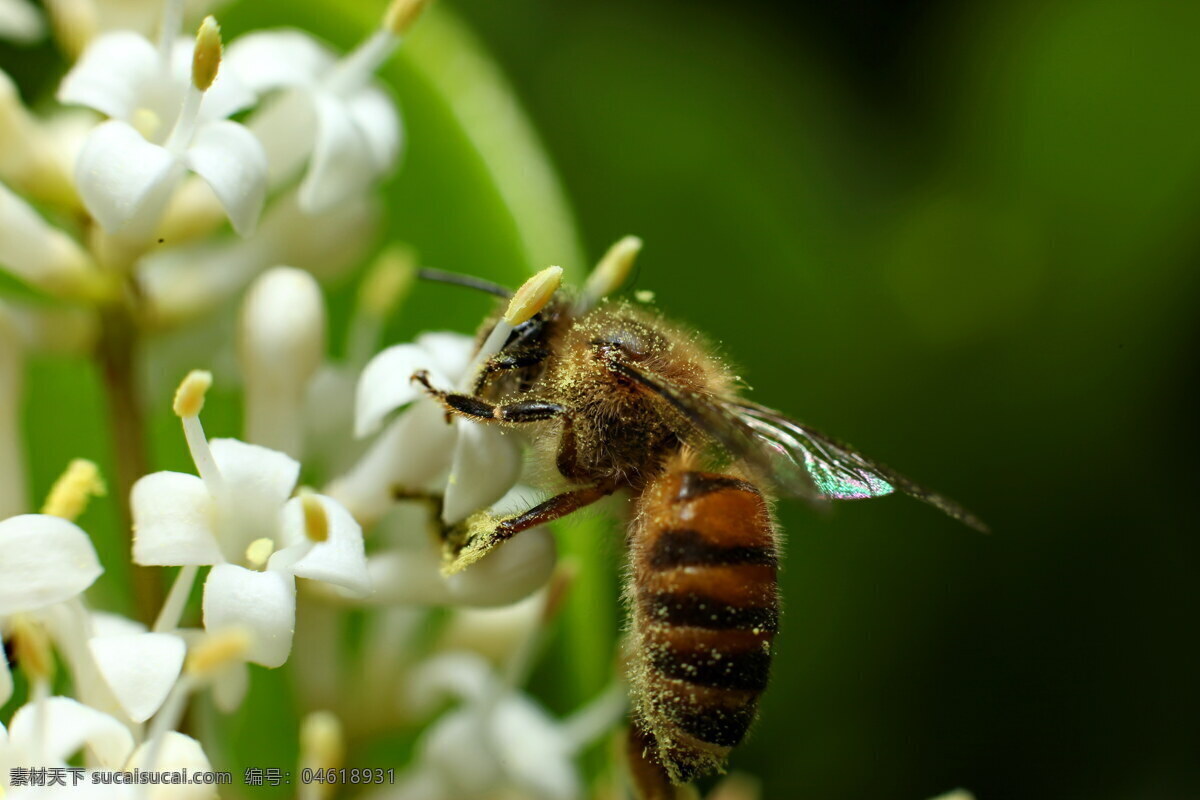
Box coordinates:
[410,261,985,793]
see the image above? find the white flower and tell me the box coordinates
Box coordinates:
[384,652,625,800]
[238,266,327,458]
[0,515,102,620]
[331,332,522,526]
[0,0,42,45]
[132,371,369,668]
[361,486,557,609]
[65,19,266,239]
[0,697,133,778]
[225,22,404,213]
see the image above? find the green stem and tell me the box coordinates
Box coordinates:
[97,301,162,624]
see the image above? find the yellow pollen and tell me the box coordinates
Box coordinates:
[584,235,642,301]
[173,369,212,418]
[359,246,415,317]
[186,628,251,677]
[504,265,563,325]
[384,0,431,35]
[192,16,222,92]
[244,537,276,569]
[300,491,329,543]
[132,108,161,140]
[41,458,106,521]
[10,615,55,682]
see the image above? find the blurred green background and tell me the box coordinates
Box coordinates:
[5,0,1200,797]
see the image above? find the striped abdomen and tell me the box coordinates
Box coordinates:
[626,468,780,785]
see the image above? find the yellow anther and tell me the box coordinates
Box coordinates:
[583,235,642,303]
[504,266,563,325]
[10,615,55,683]
[300,490,329,543]
[173,369,212,418]
[384,0,431,35]
[358,246,415,318]
[192,16,222,92]
[244,537,276,569]
[186,628,251,677]
[41,458,106,521]
[132,108,161,140]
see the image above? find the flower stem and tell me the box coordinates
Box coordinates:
[154,564,199,633]
[97,302,162,623]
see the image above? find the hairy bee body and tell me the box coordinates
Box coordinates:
[627,462,781,784]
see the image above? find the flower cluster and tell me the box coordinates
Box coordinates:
[0,0,625,797]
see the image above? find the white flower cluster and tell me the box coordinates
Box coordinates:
[0,0,623,797]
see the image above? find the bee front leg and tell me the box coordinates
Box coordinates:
[444,481,618,574]
[412,370,564,424]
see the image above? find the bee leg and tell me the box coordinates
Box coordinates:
[471,348,550,393]
[412,369,564,423]
[445,481,618,572]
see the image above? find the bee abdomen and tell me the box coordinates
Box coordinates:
[628,468,780,784]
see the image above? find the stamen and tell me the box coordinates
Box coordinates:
[162,16,221,154]
[383,0,431,36]
[186,628,251,678]
[132,108,162,140]
[349,247,415,367]
[578,235,642,312]
[245,537,276,569]
[298,711,344,800]
[172,370,224,497]
[300,491,329,543]
[40,458,106,521]
[157,0,185,63]
[505,265,563,325]
[10,615,55,683]
[191,16,222,92]
[173,369,211,418]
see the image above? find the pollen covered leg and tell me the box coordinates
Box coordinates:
[411,369,564,423]
[442,482,618,573]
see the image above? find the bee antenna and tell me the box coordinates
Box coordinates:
[416,268,513,298]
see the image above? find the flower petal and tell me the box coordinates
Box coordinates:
[414,332,476,385]
[57,31,160,120]
[273,494,370,595]
[0,514,102,615]
[202,564,295,668]
[223,29,333,94]
[346,86,401,172]
[131,471,222,566]
[0,181,92,292]
[493,697,580,800]
[356,339,467,437]
[128,732,217,800]
[9,696,134,766]
[209,437,299,558]
[442,423,523,525]
[75,120,183,234]
[327,399,458,525]
[184,120,267,236]
[445,525,556,607]
[89,632,185,723]
[298,92,377,214]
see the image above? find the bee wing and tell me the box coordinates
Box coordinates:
[604,359,986,531]
[731,400,989,532]
[603,359,825,503]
